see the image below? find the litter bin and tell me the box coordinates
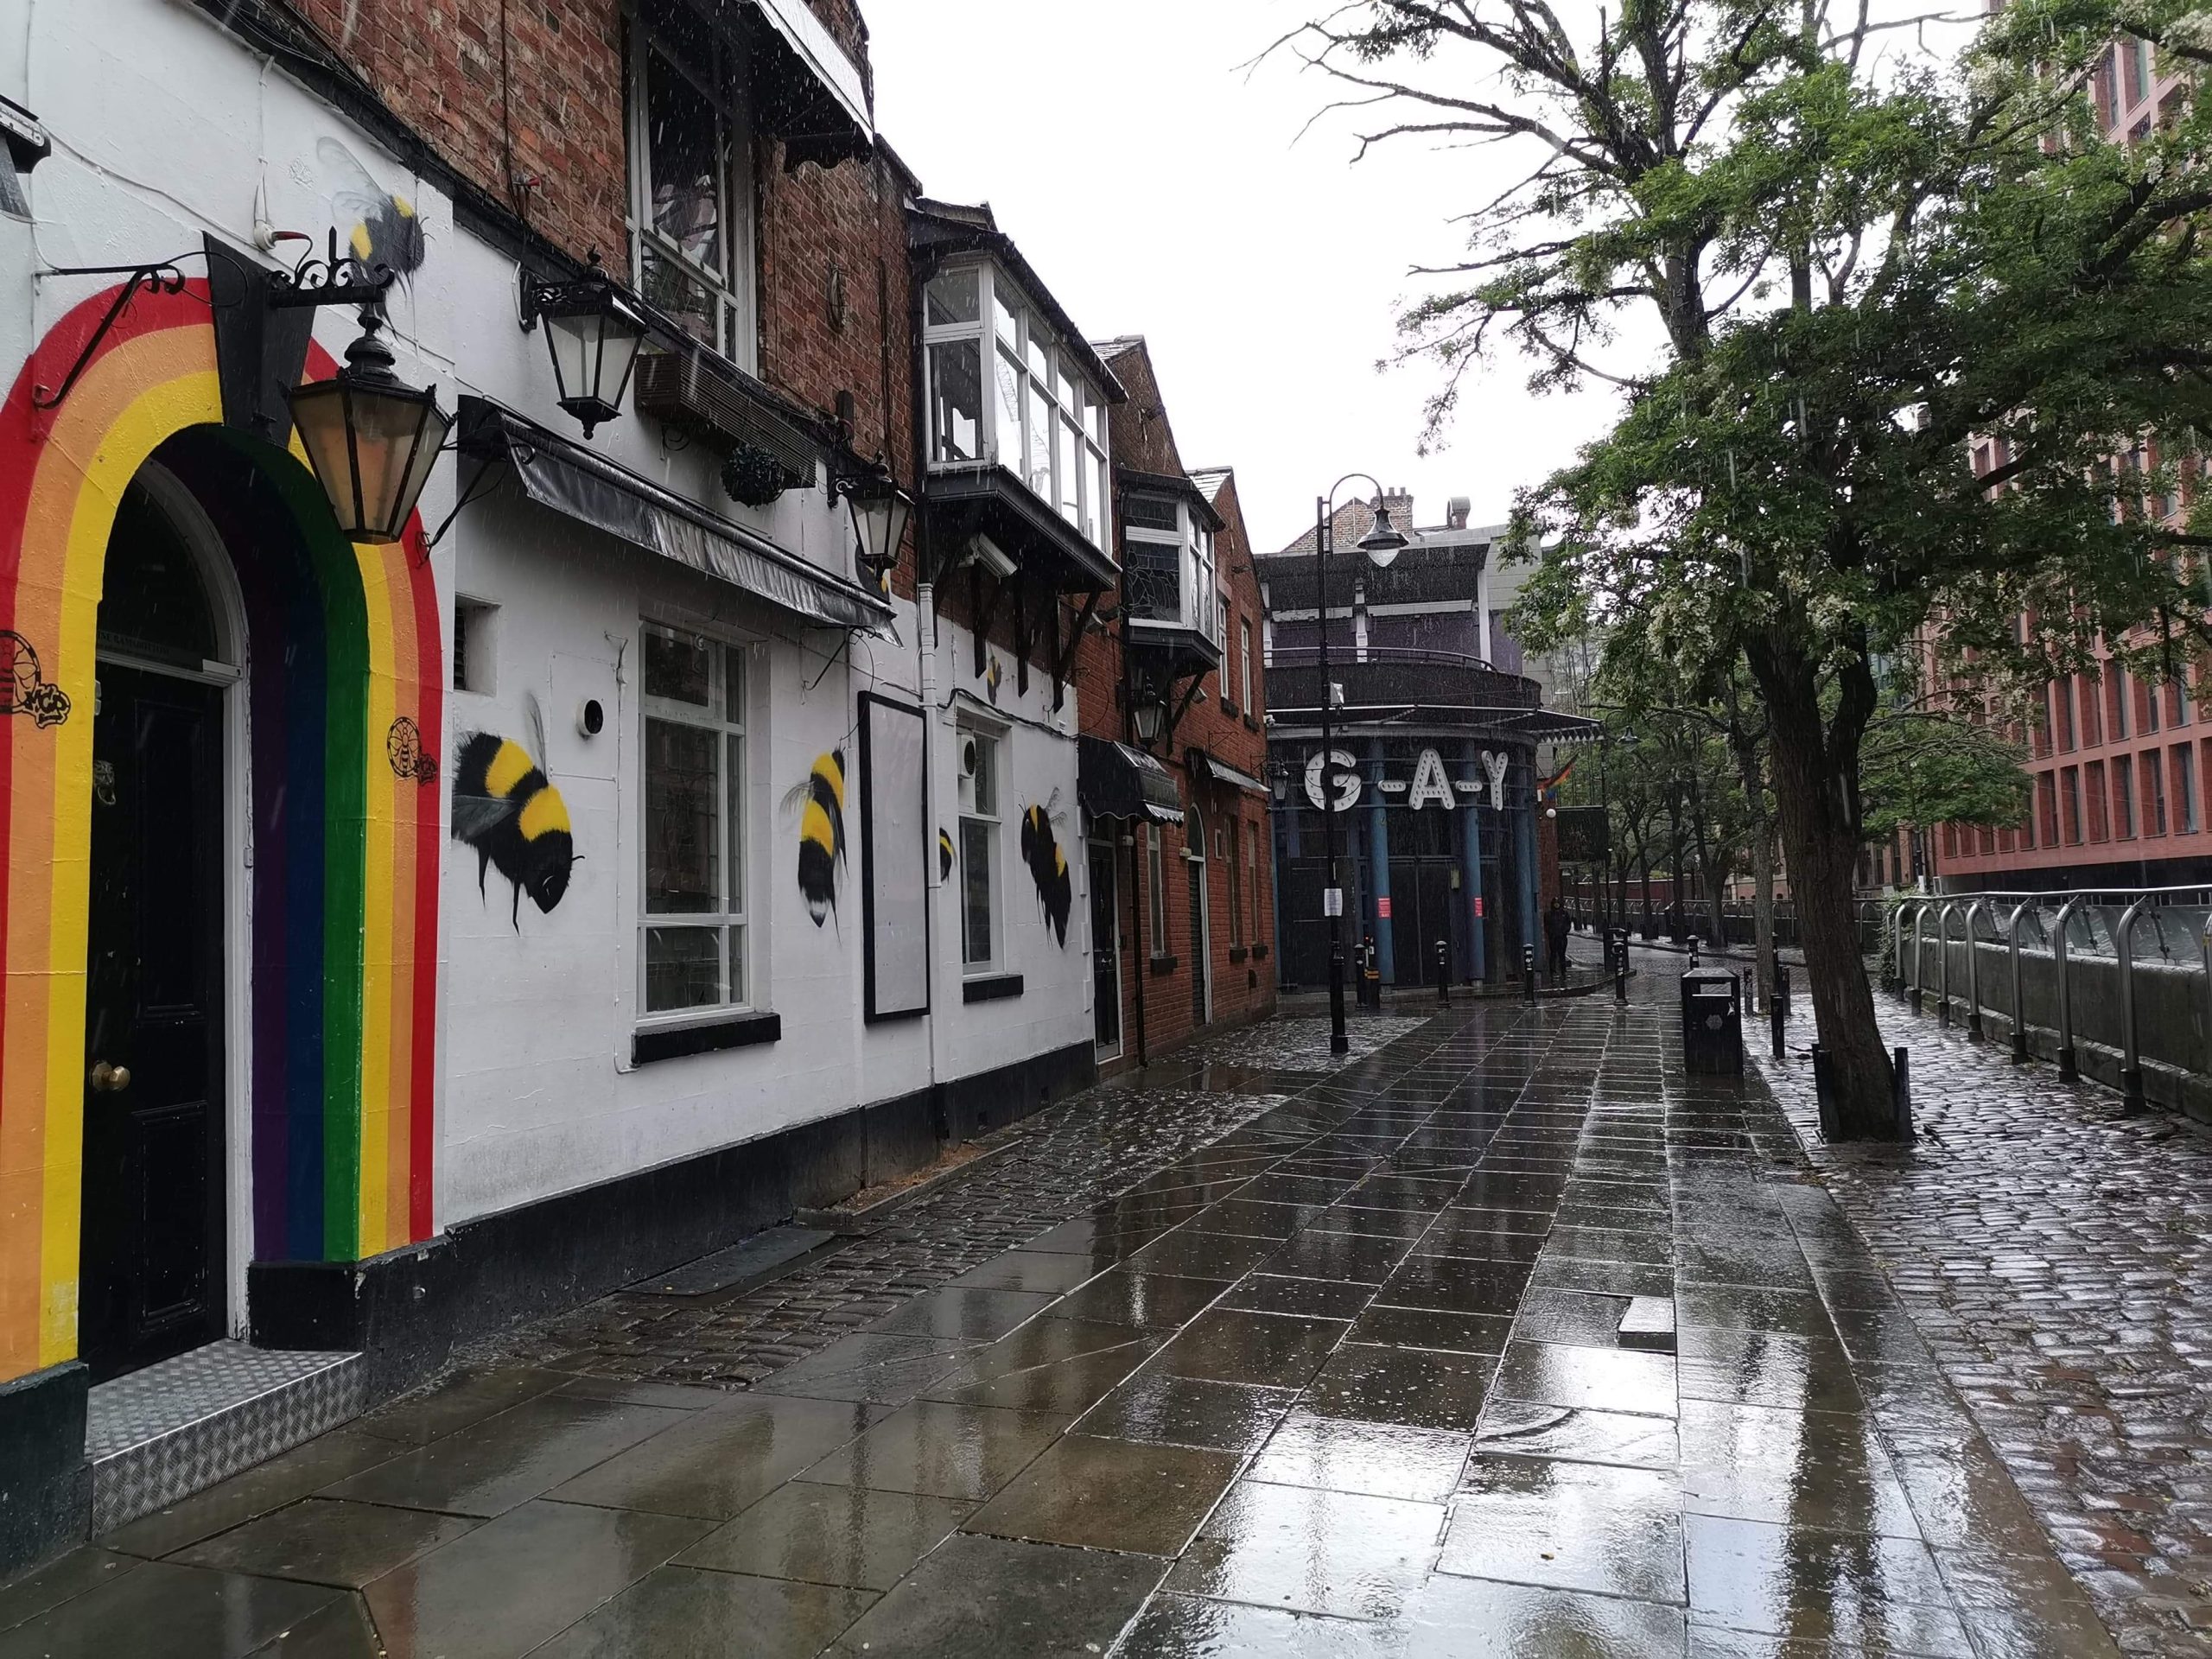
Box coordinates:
[1681,970,1743,1076]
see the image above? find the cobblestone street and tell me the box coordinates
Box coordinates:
[1750,955,2212,1656]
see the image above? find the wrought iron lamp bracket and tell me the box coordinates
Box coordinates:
[267,228,397,311]
[30,260,191,410]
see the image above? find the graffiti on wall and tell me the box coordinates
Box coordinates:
[790,749,848,928]
[321,138,427,289]
[452,698,575,928]
[1020,797,1072,948]
[0,632,71,727]
[387,715,439,783]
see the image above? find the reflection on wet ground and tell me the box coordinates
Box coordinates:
[0,981,2126,1656]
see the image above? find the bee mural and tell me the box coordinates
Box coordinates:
[785,749,848,928]
[320,137,428,291]
[451,697,577,929]
[1019,794,1072,948]
[983,653,1004,704]
[938,827,956,882]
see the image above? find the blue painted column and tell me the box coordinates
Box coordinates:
[1516,754,1540,967]
[1367,740,1395,984]
[1463,741,1487,982]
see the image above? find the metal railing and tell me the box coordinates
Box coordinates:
[1891,885,2212,1115]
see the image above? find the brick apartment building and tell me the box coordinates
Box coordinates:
[1929,35,2203,894]
[0,0,1255,1567]
[1071,339,1275,1074]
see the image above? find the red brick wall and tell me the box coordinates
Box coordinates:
[292,0,629,265]
[1078,342,1275,1074]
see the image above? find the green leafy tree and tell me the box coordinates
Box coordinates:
[1858,710,2032,842]
[1282,0,2212,1136]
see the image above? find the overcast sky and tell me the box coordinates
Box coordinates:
[864,2,1630,554]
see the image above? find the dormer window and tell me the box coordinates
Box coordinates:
[924,262,1111,551]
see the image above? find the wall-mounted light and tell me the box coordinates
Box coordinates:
[841,469,912,591]
[522,254,650,438]
[289,308,451,544]
[1132,688,1169,747]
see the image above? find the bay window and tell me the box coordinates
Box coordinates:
[641,622,749,1016]
[923,261,1111,550]
[626,0,756,371]
[1122,493,1217,642]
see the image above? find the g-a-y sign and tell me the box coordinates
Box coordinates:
[1305,747,1511,812]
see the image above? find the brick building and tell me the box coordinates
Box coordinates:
[1071,340,1275,1074]
[0,0,1224,1567]
[1927,35,2203,893]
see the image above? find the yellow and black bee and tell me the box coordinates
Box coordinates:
[321,137,427,290]
[983,654,1003,704]
[938,827,956,882]
[786,750,847,928]
[452,699,575,929]
[1019,796,1072,948]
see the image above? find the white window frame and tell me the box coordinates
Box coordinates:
[639,620,753,1023]
[1227,817,1244,946]
[1239,616,1254,715]
[625,1,758,372]
[921,259,1111,550]
[1245,820,1262,944]
[958,722,1005,973]
[1123,493,1216,641]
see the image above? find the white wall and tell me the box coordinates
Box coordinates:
[8,0,1096,1237]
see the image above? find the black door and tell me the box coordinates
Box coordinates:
[1090,842,1121,1052]
[1417,862,1456,986]
[81,663,226,1381]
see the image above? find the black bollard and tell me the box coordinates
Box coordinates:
[1435,938,1451,1007]
[1688,935,1700,970]
[1770,974,1787,1062]
[1522,944,1537,1005]
[1613,930,1629,1003]
[1892,1046,1914,1140]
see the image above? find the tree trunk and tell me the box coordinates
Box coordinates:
[1758,653,1897,1138]
[1751,828,1777,1008]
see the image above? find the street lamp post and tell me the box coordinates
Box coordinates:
[1313,477,1408,1054]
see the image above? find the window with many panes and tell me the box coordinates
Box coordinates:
[921,263,1110,550]
[1146,824,1166,955]
[626,0,756,370]
[959,727,1001,970]
[1227,818,1243,945]
[1122,493,1217,640]
[641,623,748,1015]
[1239,619,1254,716]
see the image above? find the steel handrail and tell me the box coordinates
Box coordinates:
[1937,901,1960,1028]
[2052,895,2083,1081]
[1963,898,1987,1040]
[2006,899,2034,1062]
[2116,894,2152,1113]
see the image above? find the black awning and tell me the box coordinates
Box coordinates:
[1079,736,1185,825]
[1186,748,1268,798]
[671,0,873,172]
[459,398,892,633]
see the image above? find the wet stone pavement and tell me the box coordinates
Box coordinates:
[1750,955,2212,1657]
[0,986,2136,1656]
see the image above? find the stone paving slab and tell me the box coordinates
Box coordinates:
[1745,955,2212,1658]
[0,991,2145,1656]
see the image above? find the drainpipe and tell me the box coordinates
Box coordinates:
[1130,827,1148,1065]
[909,242,944,1121]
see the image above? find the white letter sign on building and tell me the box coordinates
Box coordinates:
[1306,748,1363,812]
[1407,748,1456,811]
[1482,749,1511,803]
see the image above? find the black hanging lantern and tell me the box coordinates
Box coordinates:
[289,308,451,544]
[524,255,650,437]
[843,471,912,590]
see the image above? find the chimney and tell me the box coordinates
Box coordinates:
[1382,488,1414,537]
[1447,497,1471,531]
